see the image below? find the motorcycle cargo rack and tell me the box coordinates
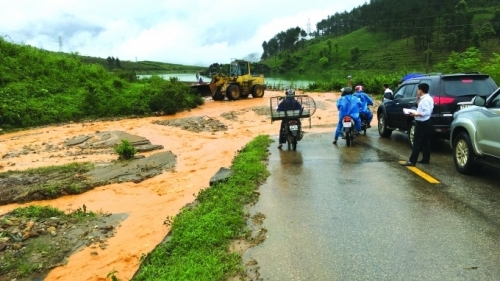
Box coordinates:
[269,95,317,128]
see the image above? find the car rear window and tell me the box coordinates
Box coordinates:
[443,77,497,97]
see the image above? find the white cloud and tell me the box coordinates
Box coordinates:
[0,0,367,66]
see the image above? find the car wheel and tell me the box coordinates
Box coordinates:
[378,113,393,137]
[453,132,481,175]
[408,121,416,148]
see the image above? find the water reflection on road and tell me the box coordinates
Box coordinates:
[246,132,500,281]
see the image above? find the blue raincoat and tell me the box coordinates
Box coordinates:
[334,95,362,139]
[353,91,373,123]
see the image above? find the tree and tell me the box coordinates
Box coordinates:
[261,41,268,59]
[327,40,332,58]
[443,47,481,72]
[319,56,329,66]
[106,56,113,69]
[350,47,360,63]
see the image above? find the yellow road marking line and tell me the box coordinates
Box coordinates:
[407,166,440,183]
[398,160,440,183]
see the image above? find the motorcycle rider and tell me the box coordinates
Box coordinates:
[277,89,303,149]
[354,85,373,128]
[333,87,362,145]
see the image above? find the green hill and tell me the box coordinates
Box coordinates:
[0,38,203,130]
[259,0,500,78]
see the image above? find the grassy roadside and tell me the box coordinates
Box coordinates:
[132,135,272,281]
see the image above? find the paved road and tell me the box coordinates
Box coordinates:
[245,130,500,281]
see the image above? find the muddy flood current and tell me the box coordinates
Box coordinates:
[0,90,377,280]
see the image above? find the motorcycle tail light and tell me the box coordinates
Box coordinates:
[343,116,351,122]
[289,120,298,125]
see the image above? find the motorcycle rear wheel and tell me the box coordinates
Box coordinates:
[346,132,352,147]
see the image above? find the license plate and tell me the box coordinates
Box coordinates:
[343,122,352,127]
[457,102,473,110]
[289,125,298,130]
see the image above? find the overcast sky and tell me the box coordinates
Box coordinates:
[0,0,367,66]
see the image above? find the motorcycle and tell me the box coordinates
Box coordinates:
[341,115,358,146]
[359,113,369,135]
[271,93,316,151]
[282,110,304,151]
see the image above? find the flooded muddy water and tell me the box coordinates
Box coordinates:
[0,90,364,280]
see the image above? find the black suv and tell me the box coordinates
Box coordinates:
[377,73,498,147]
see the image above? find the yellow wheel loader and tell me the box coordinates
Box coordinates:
[191,59,266,101]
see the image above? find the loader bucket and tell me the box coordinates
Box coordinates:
[190,83,214,97]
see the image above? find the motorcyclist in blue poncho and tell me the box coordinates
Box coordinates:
[354,85,373,128]
[333,87,362,145]
[277,89,303,149]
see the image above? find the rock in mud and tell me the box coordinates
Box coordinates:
[135,144,164,152]
[64,135,93,146]
[85,151,177,184]
[63,131,164,153]
[153,116,228,133]
[209,167,232,186]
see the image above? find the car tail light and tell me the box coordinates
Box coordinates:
[343,116,351,122]
[433,96,455,105]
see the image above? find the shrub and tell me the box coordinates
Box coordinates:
[114,140,137,160]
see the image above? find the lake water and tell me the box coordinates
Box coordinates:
[138,73,315,90]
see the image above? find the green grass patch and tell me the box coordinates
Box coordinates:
[132,135,272,281]
[10,205,64,218]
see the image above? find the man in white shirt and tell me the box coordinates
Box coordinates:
[401,83,434,166]
[383,83,393,102]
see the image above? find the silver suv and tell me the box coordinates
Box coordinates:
[450,88,500,175]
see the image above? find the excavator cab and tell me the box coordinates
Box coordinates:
[229,60,248,76]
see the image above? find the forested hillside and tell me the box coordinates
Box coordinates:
[260,0,500,75]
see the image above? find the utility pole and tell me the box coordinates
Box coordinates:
[58,36,62,52]
[307,18,311,39]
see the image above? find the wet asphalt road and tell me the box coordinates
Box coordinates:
[245,130,500,281]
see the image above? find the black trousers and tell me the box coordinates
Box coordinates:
[409,119,431,164]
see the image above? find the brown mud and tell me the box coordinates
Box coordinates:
[0,90,380,281]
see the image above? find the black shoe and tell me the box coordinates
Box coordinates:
[333,139,338,145]
[400,161,415,167]
[418,160,429,164]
